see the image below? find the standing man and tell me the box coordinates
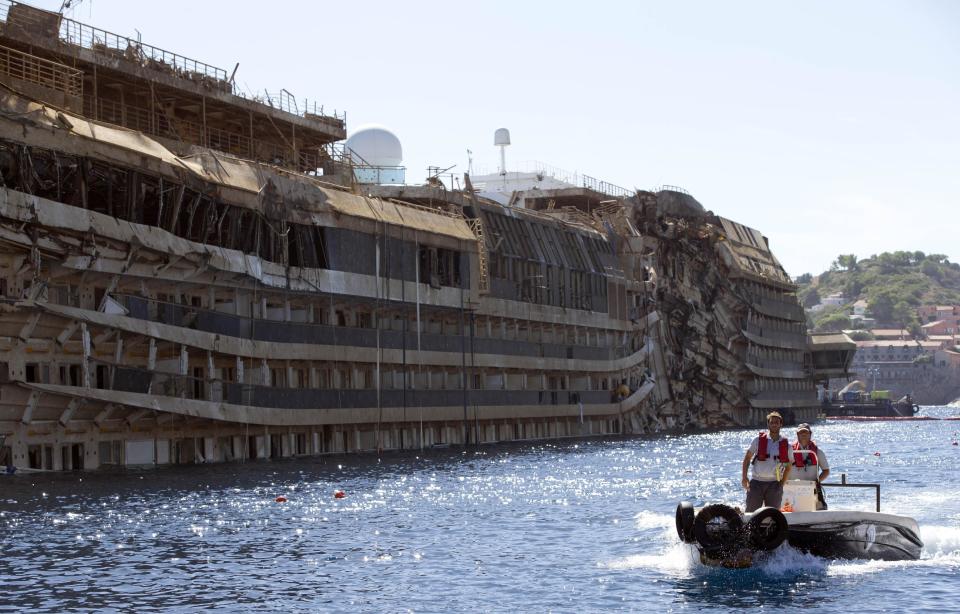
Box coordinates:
[741,411,791,512]
[790,423,830,509]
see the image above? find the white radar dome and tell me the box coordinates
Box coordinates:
[345,125,403,167]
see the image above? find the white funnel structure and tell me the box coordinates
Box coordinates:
[494,128,510,175]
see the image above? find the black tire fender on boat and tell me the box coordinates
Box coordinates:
[675,501,695,543]
[693,503,744,554]
[746,506,788,551]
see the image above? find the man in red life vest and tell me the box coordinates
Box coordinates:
[741,411,792,512]
[791,423,830,510]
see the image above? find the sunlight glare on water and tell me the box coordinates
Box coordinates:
[1,406,958,611]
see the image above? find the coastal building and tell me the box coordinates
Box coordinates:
[927,335,960,350]
[917,305,960,324]
[922,320,958,336]
[936,349,960,370]
[0,1,830,471]
[871,329,911,341]
[808,292,846,313]
[848,338,959,402]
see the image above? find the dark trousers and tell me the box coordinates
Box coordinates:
[746,479,783,512]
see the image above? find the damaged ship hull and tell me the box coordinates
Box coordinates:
[0,1,841,471]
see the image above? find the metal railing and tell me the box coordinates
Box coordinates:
[822,473,881,512]
[0,43,82,96]
[470,160,632,199]
[656,184,690,195]
[0,1,345,124]
[81,95,322,172]
[234,90,346,124]
[0,0,226,82]
[748,389,817,402]
[89,357,616,410]
[60,11,227,83]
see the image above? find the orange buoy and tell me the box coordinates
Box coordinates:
[275,496,287,503]
[334,490,346,499]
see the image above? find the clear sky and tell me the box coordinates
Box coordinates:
[35,0,960,277]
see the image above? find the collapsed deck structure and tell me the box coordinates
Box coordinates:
[0,1,852,471]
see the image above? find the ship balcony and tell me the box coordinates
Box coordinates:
[107,294,631,363]
[743,323,808,344]
[744,293,806,321]
[746,388,818,409]
[83,359,620,411]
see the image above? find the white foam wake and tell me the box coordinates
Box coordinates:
[633,510,673,531]
[602,542,700,573]
[603,525,960,577]
[920,524,960,557]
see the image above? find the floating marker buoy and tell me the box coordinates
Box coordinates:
[275,496,287,503]
[334,490,346,499]
[873,451,881,456]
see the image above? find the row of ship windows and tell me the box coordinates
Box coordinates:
[18,362,626,392]
[16,360,645,412]
[855,353,921,361]
[38,283,629,347]
[750,378,812,392]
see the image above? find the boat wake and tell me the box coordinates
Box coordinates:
[919,524,960,557]
[632,510,674,531]
[603,514,960,576]
[602,542,701,573]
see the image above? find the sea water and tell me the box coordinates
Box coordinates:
[1,406,958,612]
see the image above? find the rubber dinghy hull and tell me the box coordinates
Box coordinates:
[785,511,923,561]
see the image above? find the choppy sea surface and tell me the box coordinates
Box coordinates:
[2,407,959,612]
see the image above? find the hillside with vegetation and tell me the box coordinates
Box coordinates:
[795,252,960,334]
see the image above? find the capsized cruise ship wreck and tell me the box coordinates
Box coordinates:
[0,1,854,471]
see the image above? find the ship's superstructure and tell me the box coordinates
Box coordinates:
[0,1,851,471]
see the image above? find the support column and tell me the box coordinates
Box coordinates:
[80,323,91,388]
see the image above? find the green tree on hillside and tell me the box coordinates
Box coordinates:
[800,250,960,317]
[868,288,897,323]
[801,286,821,308]
[892,300,916,329]
[843,278,863,298]
[834,254,858,272]
[921,259,942,281]
[815,312,851,332]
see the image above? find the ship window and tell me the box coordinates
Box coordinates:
[98,441,123,465]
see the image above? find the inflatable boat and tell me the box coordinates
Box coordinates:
[675,480,922,566]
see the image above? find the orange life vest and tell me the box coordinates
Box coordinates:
[792,440,819,468]
[755,432,788,462]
